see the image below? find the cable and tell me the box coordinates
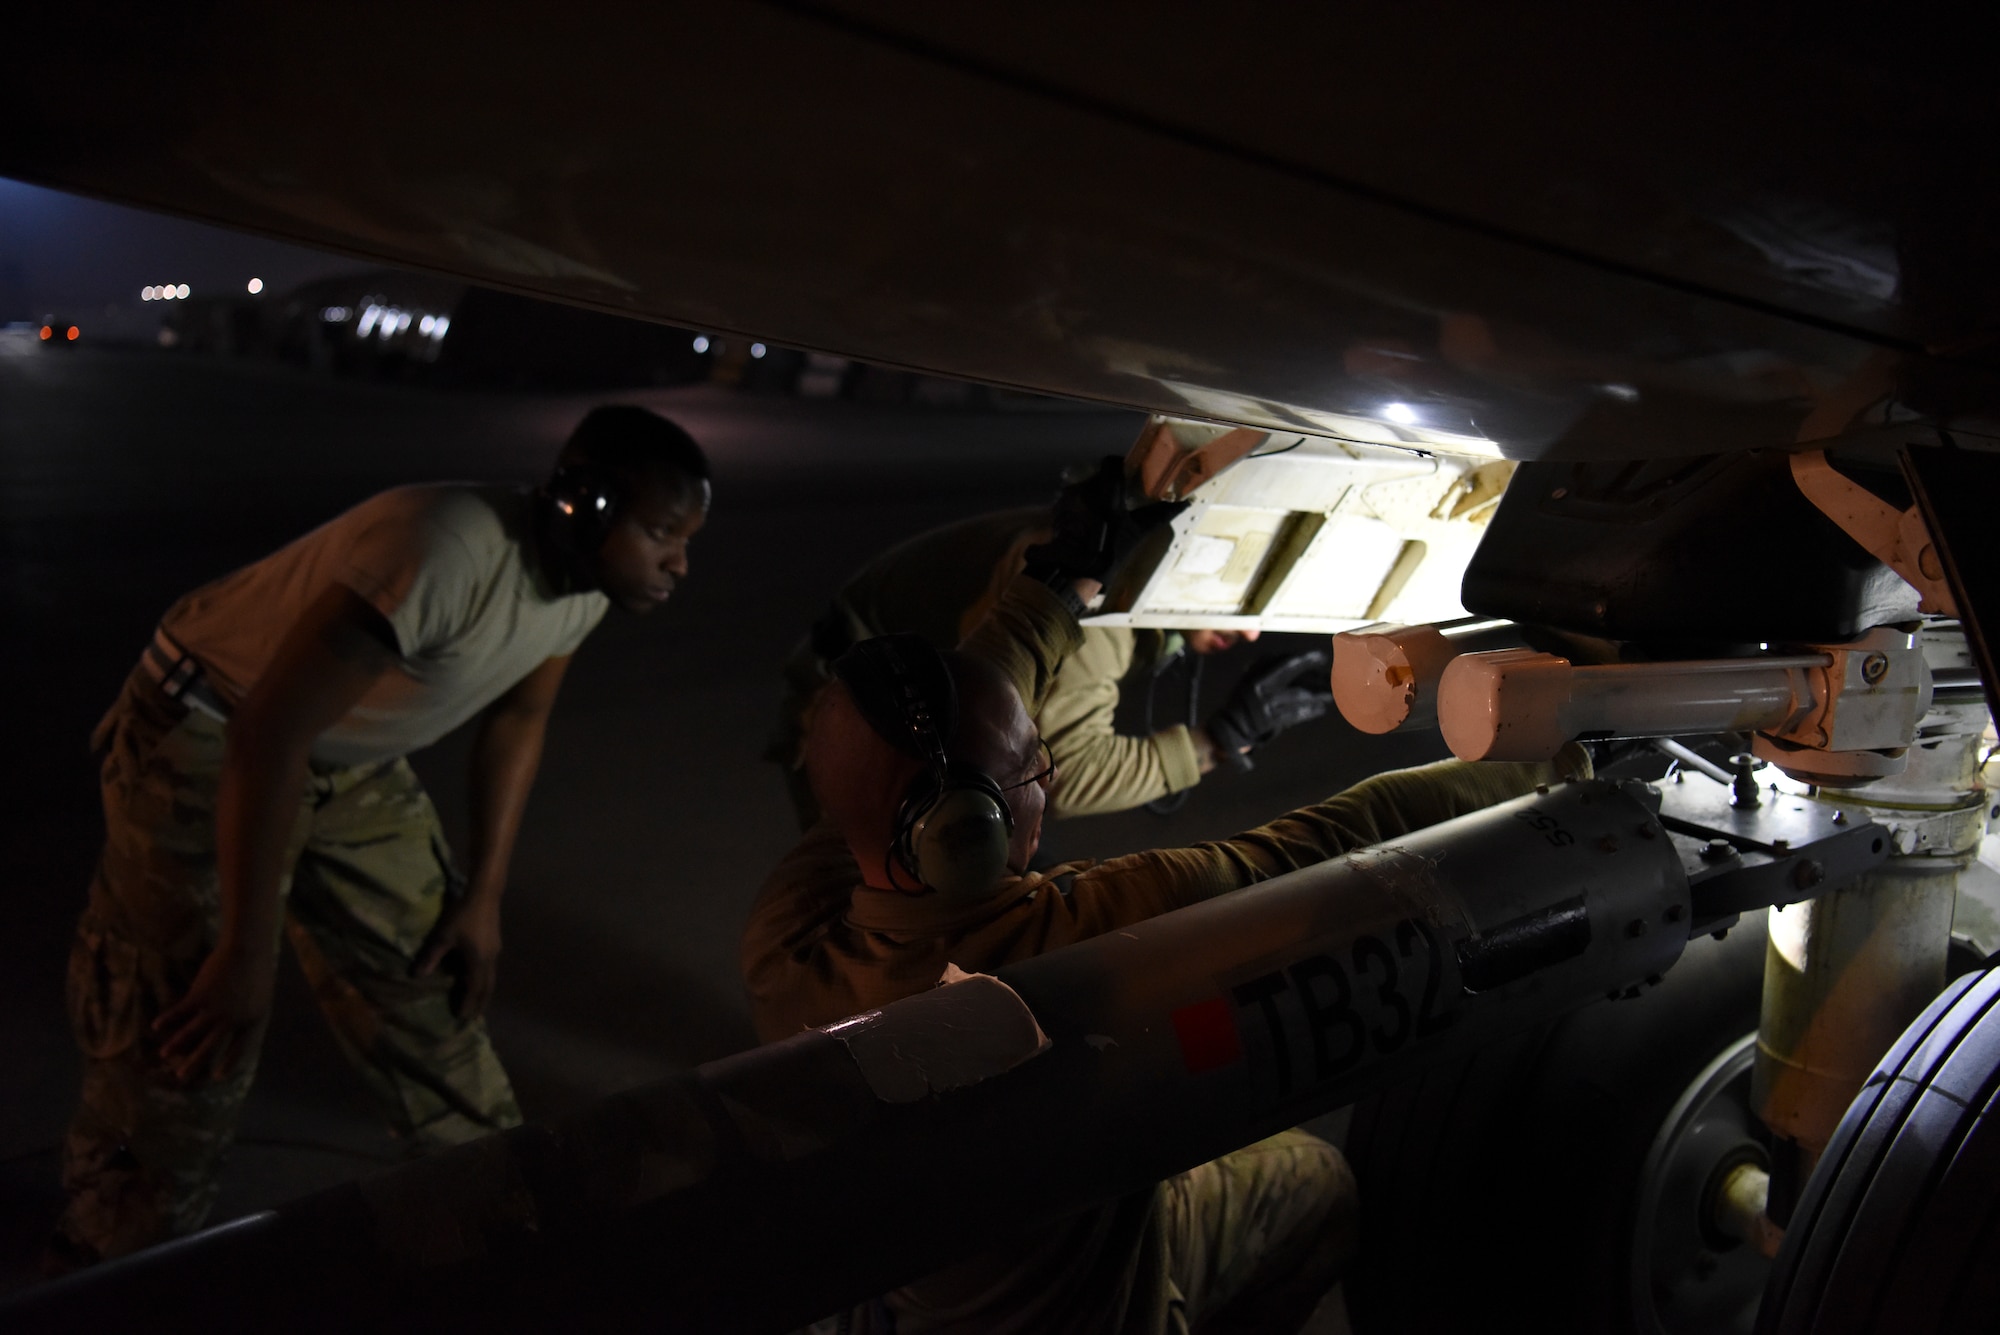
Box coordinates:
[1144,641,1204,816]
[1245,437,1303,459]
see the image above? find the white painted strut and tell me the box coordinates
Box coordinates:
[1438,650,1830,761]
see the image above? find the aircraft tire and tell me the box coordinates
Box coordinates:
[1755,965,2000,1335]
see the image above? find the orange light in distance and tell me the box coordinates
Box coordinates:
[39,325,52,340]
[66,326,80,341]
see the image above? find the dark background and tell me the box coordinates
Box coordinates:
[0,185,1443,1303]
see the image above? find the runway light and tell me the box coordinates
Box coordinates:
[419,314,435,336]
[142,286,155,301]
[38,325,51,340]
[429,315,449,340]
[246,277,264,294]
[176,284,190,299]
[691,335,710,354]
[66,326,79,341]
[750,342,767,359]
[357,304,381,337]
[1383,402,1418,425]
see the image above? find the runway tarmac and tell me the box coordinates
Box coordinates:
[0,343,1441,1310]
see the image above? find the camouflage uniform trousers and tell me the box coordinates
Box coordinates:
[56,668,522,1260]
[817,1129,1355,1335]
[1153,1129,1357,1335]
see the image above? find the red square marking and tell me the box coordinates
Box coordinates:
[1171,997,1243,1074]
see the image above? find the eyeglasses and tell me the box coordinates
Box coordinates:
[1001,738,1056,792]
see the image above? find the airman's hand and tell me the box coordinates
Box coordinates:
[416,895,503,1022]
[155,941,277,1084]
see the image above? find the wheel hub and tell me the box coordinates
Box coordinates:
[1630,1032,1773,1335]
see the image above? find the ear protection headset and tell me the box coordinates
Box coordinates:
[833,634,1015,903]
[539,463,624,580]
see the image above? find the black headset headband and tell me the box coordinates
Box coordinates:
[833,634,959,765]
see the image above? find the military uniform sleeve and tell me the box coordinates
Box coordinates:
[1040,627,1201,819]
[740,821,867,1043]
[956,574,1085,711]
[1042,754,1588,938]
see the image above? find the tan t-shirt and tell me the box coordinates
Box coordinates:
[161,484,608,766]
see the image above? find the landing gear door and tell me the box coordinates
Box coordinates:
[1090,415,1513,634]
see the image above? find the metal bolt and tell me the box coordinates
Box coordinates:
[1626,918,1650,938]
[1637,823,1656,839]
[1861,652,1890,685]
[1772,838,1790,851]
[1712,928,1730,941]
[1646,974,1663,986]
[1701,839,1737,861]
[1832,810,1847,824]
[1536,784,1550,795]
[1792,859,1825,890]
[1664,903,1686,923]
[1731,754,1762,810]
[1551,487,1568,500]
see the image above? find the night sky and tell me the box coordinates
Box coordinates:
[0,176,364,329]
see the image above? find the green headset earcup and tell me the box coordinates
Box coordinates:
[911,786,1014,903]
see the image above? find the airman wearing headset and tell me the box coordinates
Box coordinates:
[47,405,709,1270]
[766,505,1336,829]
[742,462,1585,1334]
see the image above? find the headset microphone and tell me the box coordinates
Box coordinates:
[833,635,1015,903]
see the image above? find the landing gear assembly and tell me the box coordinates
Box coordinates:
[1335,443,2000,1334]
